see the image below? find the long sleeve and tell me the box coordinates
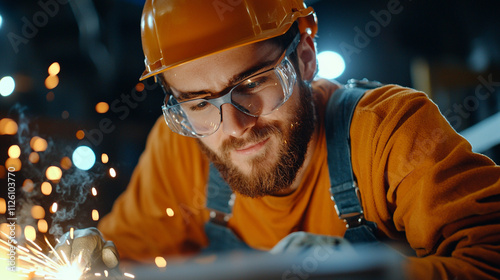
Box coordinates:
[98,117,210,262]
[350,85,500,279]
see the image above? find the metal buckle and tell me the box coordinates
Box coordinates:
[345,78,383,89]
[208,209,230,226]
[331,182,366,229]
[333,205,366,229]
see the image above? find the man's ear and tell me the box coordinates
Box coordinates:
[296,33,317,82]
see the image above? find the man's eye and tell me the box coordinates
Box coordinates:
[189,101,209,111]
[245,77,268,89]
[246,81,260,89]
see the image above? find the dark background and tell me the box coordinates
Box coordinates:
[1,0,499,236]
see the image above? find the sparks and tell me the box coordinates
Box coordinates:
[92,209,99,221]
[50,202,58,213]
[0,233,135,280]
[0,234,86,280]
[109,168,117,178]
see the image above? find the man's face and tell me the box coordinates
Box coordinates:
[162,40,316,197]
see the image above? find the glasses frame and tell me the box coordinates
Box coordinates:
[161,33,301,138]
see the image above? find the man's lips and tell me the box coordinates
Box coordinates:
[234,138,270,155]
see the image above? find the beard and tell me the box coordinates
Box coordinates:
[197,81,316,198]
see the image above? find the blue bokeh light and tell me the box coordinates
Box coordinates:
[72,146,96,171]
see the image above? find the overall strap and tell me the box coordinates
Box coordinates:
[325,79,380,239]
[204,164,252,252]
[206,163,235,226]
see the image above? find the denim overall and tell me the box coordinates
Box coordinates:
[203,80,382,253]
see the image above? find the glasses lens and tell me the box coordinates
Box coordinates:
[162,57,296,137]
[164,98,220,136]
[231,68,290,117]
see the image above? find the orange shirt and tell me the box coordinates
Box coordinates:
[99,80,500,279]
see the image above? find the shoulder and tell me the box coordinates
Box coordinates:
[312,80,430,115]
[356,84,430,118]
[349,84,443,155]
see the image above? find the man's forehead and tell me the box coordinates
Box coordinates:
[161,41,281,91]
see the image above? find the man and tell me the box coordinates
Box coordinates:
[56,0,500,279]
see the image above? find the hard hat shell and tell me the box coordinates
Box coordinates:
[140,0,317,81]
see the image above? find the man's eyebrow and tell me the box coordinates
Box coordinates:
[177,90,212,101]
[173,58,277,101]
[227,59,276,85]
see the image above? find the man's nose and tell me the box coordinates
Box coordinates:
[220,103,257,137]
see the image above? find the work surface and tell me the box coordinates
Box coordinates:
[84,243,405,280]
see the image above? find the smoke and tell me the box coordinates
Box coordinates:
[49,168,97,236]
[5,104,103,239]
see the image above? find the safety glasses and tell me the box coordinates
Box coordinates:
[161,34,300,138]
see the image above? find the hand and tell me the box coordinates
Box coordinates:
[52,227,119,271]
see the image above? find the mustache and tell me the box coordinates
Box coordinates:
[220,123,282,152]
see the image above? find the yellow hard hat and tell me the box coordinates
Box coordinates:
[139,0,317,81]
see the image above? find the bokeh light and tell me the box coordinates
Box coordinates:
[41,182,52,195]
[46,91,55,102]
[31,205,45,219]
[0,198,5,214]
[60,156,72,170]
[30,136,48,152]
[101,153,109,164]
[48,62,61,76]
[91,187,97,196]
[76,130,85,140]
[5,158,21,171]
[109,167,116,178]
[95,102,110,114]
[46,166,62,181]
[22,179,34,192]
[155,257,167,268]
[72,146,96,171]
[135,82,145,92]
[61,110,69,119]
[1,223,22,240]
[29,152,40,163]
[0,76,15,97]
[0,118,18,135]
[24,225,37,241]
[38,219,48,233]
[92,209,99,221]
[8,145,21,158]
[317,51,346,80]
[45,75,59,89]
[166,208,174,217]
[50,202,58,213]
